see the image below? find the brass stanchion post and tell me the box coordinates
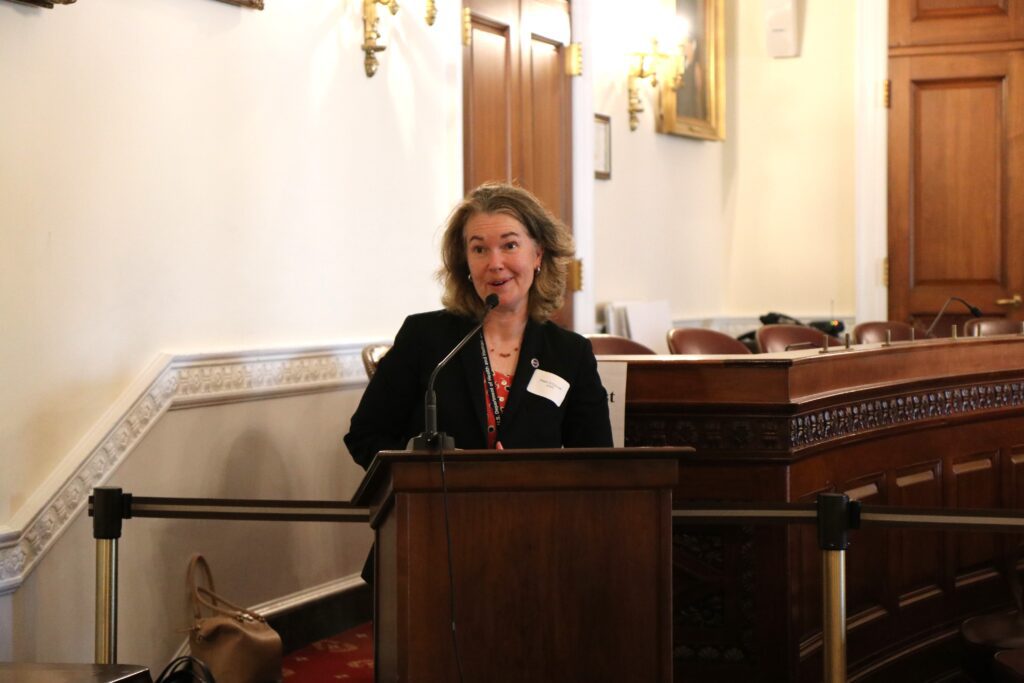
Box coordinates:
[817,493,859,683]
[91,487,130,664]
[95,537,117,664]
[821,547,846,681]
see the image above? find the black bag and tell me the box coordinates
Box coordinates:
[154,656,216,683]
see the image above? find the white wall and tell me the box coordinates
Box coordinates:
[590,0,728,320]
[590,0,855,322]
[0,0,463,522]
[725,0,855,318]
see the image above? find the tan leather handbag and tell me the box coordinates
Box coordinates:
[187,554,283,683]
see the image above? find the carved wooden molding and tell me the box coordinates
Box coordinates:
[627,379,1024,454]
[0,343,371,595]
[790,381,1024,449]
[626,415,789,453]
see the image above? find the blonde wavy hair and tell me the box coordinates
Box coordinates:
[439,183,575,322]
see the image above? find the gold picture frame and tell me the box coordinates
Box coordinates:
[594,114,612,180]
[658,0,725,141]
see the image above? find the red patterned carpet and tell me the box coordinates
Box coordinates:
[282,622,374,682]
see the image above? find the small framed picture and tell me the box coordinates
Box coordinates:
[594,114,611,180]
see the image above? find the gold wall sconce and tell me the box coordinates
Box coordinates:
[362,0,438,78]
[627,18,690,131]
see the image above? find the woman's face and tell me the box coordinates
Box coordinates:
[464,211,543,316]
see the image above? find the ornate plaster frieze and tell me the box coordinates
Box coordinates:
[0,344,370,595]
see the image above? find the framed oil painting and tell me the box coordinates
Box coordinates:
[658,0,725,141]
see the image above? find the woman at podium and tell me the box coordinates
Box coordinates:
[344,183,613,469]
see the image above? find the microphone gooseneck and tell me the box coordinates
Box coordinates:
[924,296,983,338]
[407,293,500,451]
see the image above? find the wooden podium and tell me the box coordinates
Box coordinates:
[352,447,688,683]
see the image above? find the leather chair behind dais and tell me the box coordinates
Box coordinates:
[756,324,842,353]
[361,344,392,380]
[964,317,1022,337]
[585,334,656,355]
[852,321,915,344]
[666,328,751,355]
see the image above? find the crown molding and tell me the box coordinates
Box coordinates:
[0,343,374,595]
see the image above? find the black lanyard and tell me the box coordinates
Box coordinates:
[479,332,503,429]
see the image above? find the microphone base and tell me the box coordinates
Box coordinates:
[406,432,456,451]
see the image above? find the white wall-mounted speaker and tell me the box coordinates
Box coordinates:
[764,0,802,58]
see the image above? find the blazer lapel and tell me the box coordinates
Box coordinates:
[459,322,489,441]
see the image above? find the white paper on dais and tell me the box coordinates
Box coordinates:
[596,360,628,448]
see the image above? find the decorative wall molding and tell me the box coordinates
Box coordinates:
[0,343,374,595]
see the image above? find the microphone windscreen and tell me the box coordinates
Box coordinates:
[485,293,500,309]
[970,306,982,317]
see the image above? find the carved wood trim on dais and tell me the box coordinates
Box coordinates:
[790,381,1024,449]
[625,415,790,453]
[627,380,1024,454]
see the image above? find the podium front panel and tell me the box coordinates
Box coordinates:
[358,449,683,683]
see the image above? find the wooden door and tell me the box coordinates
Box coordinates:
[463,0,575,326]
[887,49,1024,330]
[889,0,1024,48]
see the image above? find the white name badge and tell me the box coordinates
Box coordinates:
[526,369,570,407]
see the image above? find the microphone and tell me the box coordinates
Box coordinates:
[407,293,500,451]
[924,296,982,338]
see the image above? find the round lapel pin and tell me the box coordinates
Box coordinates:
[530,358,539,368]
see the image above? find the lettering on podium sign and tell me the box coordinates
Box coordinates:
[597,360,628,447]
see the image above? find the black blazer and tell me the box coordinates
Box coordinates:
[344,309,613,469]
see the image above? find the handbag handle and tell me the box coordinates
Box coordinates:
[187,554,266,623]
[187,554,217,622]
[154,655,215,683]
